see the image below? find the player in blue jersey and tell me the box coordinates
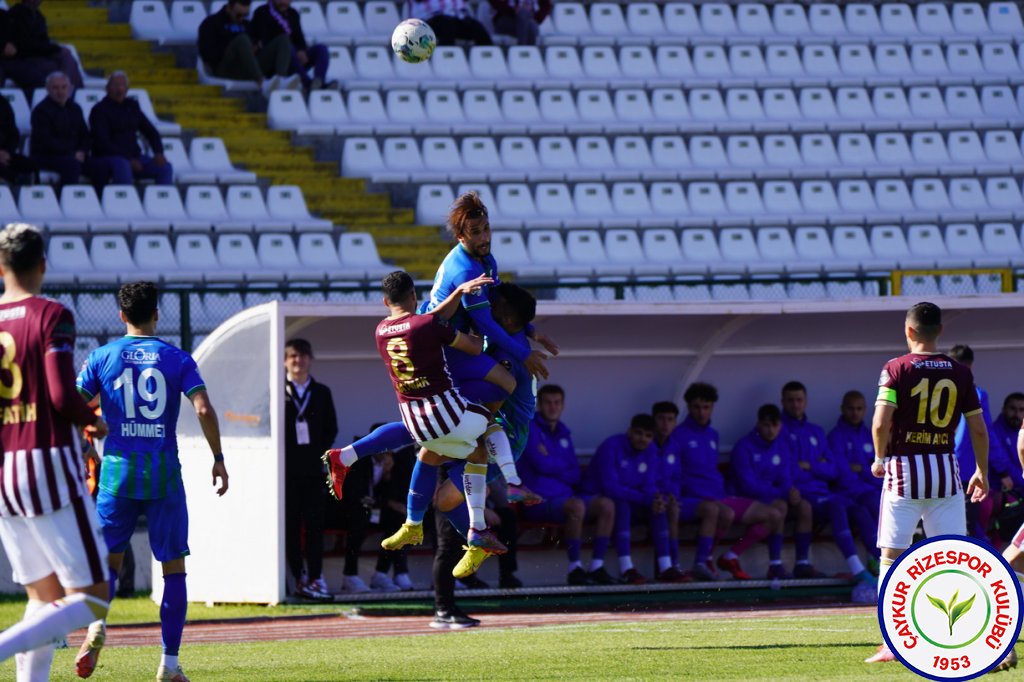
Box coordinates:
[420,192,557,505]
[76,282,228,682]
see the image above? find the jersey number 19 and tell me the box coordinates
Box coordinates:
[113,367,166,419]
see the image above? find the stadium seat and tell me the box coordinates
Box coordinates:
[950,178,989,211]
[800,181,840,216]
[590,3,627,35]
[801,134,839,168]
[571,183,613,221]
[947,44,983,75]
[724,182,764,215]
[663,3,700,35]
[382,137,423,177]
[610,183,651,217]
[495,184,538,223]
[501,90,541,124]
[944,223,1004,268]
[800,88,838,120]
[551,3,590,35]
[226,186,291,232]
[141,186,204,232]
[910,44,946,76]
[952,3,989,33]
[174,234,240,282]
[986,177,1024,211]
[652,89,690,121]
[911,179,951,213]
[129,0,172,41]
[613,136,654,170]
[88,234,136,282]
[875,180,915,213]
[687,182,726,216]
[649,182,689,217]
[421,136,463,174]
[189,138,256,184]
[297,232,342,274]
[988,2,1023,34]
[500,137,541,171]
[901,274,939,297]
[341,137,384,177]
[576,136,613,170]
[808,3,845,34]
[566,230,620,276]
[833,225,887,271]
[875,133,913,169]
[325,47,356,83]
[694,45,730,78]
[726,89,764,121]
[292,1,328,39]
[581,47,621,80]
[46,236,91,284]
[20,185,86,233]
[871,225,931,269]
[614,90,654,123]
[655,47,693,80]
[307,90,352,133]
[507,46,546,80]
[766,45,802,76]
[982,131,1022,165]
[469,46,509,80]
[762,182,800,215]
[907,224,954,265]
[626,3,666,35]
[256,233,304,279]
[338,232,389,278]
[60,184,128,233]
[491,231,535,274]
[911,132,949,166]
[266,186,331,232]
[363,1,401,35]
[134,234,193,282]
[983,223,1024,266]
[730,45,768,78]
[946,86,984,118]
[545,47,584,80]
[169,1,206,44]
[682,228,732,273]
[354,46,394,80]
[620,47,658,80]
[216,234,273,281]
[642,229,689,275]
[99,185,164,233]
[0,185,19,222]
[184,185,235,230]
[689,89,727,121]
[267,90,313,130]
[764,88,800,120]
[793,226,840,270]
[1,89,30,134]
[325,2,366,36]
[539,90,578,123]
[700,3,737,35]
[837,134,876,169]
[916,3,954,35]
[981,86,1018,118]
[416,185,454,225]
[804,45,840,77]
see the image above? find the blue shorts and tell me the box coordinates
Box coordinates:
[521,494,594,523]
[96,485,190,563]
[445,345,498,384]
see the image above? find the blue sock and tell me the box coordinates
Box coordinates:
[406,460,438,524]
[795,532,812,562]
[768,533,783,562]
[352,422,413,459]
[442,505,470,540]
[160,573,187,657]
[613,500,633,557]
[651,512,671,562]
[669,539,680,567]
[592,536,609,562]
[835,529,857,559]
[695,536,714,565]
[566,538,581,563]
[108,566,118,602]
[447,461,467,495]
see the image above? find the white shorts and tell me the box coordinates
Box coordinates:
[419,410,489,460]
[0,496,108,589]
[877,489,966,550]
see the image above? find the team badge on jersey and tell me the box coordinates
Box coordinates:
[638,462,648,473]
[771,454,781,466]
[879,535,1021,680]
[667,454,676,464]
[879,369,891,386]
[559,438,569,448]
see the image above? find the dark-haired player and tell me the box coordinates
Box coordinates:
[865,302,988,664]
[0,224,110,681]
[76,281,228,682]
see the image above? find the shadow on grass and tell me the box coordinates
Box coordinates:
[633,643,877,651]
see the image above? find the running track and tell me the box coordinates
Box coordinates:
[69,604,874,648]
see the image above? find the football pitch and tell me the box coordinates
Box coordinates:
[0,600,938,681]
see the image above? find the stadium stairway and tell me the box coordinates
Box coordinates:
[47,1,451,279]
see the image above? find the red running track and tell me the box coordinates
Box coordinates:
[68,604,874,649]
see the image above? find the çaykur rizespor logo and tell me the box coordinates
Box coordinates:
[880,536,1022,680]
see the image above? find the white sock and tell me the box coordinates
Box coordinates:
[878,557,895,597]
[485,428,521,486]
[847,555,866,575]
[406,520,422,527]
[722,551,737,561]
[657,556,672,572]
[339,446,358,467]
[590,559,604,571]
[618,556,634,572]
[567,560,582,572]
[160,654,178,670]
[0,593,108,662]
[15,600,54,682]
[463,463,488,531]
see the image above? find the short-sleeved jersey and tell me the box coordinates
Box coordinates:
[492,330,536,458]
[77,336,205,500]
[0,297,94,517]
[421,244,498,334]
[876,352,981,499]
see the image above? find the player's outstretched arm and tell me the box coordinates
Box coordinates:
[965,411,989,502]
[190,390,228,496]
[430,274,494,320]
[44,345,104,435]
[870,403,895,478]
[450,330,484,356]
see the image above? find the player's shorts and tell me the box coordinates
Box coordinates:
[0,496,108,588]
[678,495,754,521]
[419,409,490,460]
[97,485,190,563]
[444,346,498,384]
[877,489,965,550]
[521,494,595,523]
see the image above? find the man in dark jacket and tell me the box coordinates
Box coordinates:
[0,94,35,184]
[197,0,297,97]
[0,0,83,93]
[29,71,87,186]
[487,0,552,45]
[84,72,171,188]
[250,0,331,90]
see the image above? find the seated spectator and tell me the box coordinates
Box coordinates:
[250,0,333,91]
[487,0,551,46]
[666,384,786,582]
[407,0,493,47]
[197,0,299,97]
[579,414,673,585]
[730,404,812,580]
[780,381,871,583]
[368,436,416,592]
[0,93,35,184]
[650,401,697,583]
[29,71,88,186]
[0,0,83,94]
[84,72,172,188]
[992,392,1024,492]
[519,384,616,586]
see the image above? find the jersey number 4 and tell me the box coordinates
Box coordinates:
[909,377,958,429]
[113,367,167,419]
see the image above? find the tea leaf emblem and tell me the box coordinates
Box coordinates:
[927,589,977,636]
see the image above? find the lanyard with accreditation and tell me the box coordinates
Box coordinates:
[286,379,313,445]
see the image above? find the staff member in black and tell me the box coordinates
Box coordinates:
[284,338,338,600]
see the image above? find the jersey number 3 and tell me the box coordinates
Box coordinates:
[909,377,958,429]
[0,332,22,400]
[113,367,167,419]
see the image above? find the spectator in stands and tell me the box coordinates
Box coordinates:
[650,401,698,582]
[826,391,879,501]
[197,0,299,97]
[674,382,786,582]
[0,0,83,93]
[580,414,674,585]
[950,345,1007,544]
[780,381,871,582]
[992,392,1024,492]
[283,338,338,600]
[487,0,551,46]
[0,93,35,184]
[29,71,88,186]
[250,0,333,91]
[519,384,616,586]
[407,0,493,47]
[730,404,814,580]
[84,72,172,188]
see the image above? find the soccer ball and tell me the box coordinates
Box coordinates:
[392,18,436,64]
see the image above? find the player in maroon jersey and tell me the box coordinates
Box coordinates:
[865,301,989,664]
[0,224,111,679]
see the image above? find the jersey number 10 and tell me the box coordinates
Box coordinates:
[113,367,167,419]
[909,377,958,429]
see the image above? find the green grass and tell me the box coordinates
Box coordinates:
[0,610,936,681]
